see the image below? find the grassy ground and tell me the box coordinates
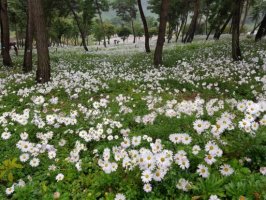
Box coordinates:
[0,38,266,200]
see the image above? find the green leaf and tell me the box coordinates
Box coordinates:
[8,172,13,182]
[0,170,6,179]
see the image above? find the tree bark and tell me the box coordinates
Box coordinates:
[240,0,249,31]
[137,0,150,53]
[183,0,200,43]
[232,0,242,61]
[214,14,232,40]
[67,1,88,51]
[251,20,260,35]
[31,0,51,83]
[95,0,106,47]
[181,12,188,41]
[131,20,136,43]
[255,14,266,41]
[154,0,170,67]
[23,0,34,73]
[0,0,12,67]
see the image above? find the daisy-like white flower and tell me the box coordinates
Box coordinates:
[177,158,190,170]
[182,134,192,145]
[48,164,57,171]
[5,186,14,195]
[192,145,201,155]
[101,161,112,174]
[48,151,56,159]
[32,96,45,105]
[237,102,246,112]
[143,183,152,192]
[115,193,126,200]
[153,169,165,182]
[197,164,209,178]
[141,169,152,183]
[20,132,28,140]
[58,139,66,146]
[1,131,11,140]
[55,173,64,182]
[209,195,221,200]
[204,154,217,165]
[132,136,141,146]
[121,137,130,149]
[239,119,251,129]
[260,167,266,175]
[193,120,209,134]
[20,153,30,162]
[29,158,40,167]
[220,164,234,176]
[17,179,26,187]
[176,178,192,192]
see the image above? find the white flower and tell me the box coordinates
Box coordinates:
[220,164,234,176]
[5,186,14,195]
[260,167,266,175]
[141,169,152,183]
[55,173,64,182]
[209,195,221,200]
[197,164,209,178]
[20,132,28,140]
[193,120,210,134]
[59,139,66,146]
[20,153,30,162]
[204,154,217,165]
[17,179,26,187]
[115,193,126,200]
[29,158,40,167]
[132,136,141,146]
[176,178,192,192]
[143,183,152,192]
[1,132,11,140]
[48,151,57,159]
[48,164,57,171]
[121,137,131,148]
[192,145,201,155]
[153,169,165,182]
[32,96,45,105]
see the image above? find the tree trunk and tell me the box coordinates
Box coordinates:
[232,0,242,61]
[205,4,209,35]
[0,0,12,67]
[255,14,266,41]
[14,21,19,49]
[137,0,150,53]
[214,14,232,40]
[67,1,88,51]
[131,20,136,43]
[154,0,170,67]
[31,0,51,83]
[183,0,200,43]
[181,13,188,41]
[23,0,34,73]
[251,20,260,34]
[240,0,249,31]
[95,0,106,48]
[175,23,180,42]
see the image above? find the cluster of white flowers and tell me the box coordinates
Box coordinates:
[97,133,233,192]
[1,41,266,198]
[176,178,192,192]
[237,100,266,134]
[5,179,26,195]
[66,141,87,171]
[169,133,192,145]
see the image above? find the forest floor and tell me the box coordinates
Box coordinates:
[0,38,266,200]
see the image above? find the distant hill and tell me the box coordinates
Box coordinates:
[102,0,156,21]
